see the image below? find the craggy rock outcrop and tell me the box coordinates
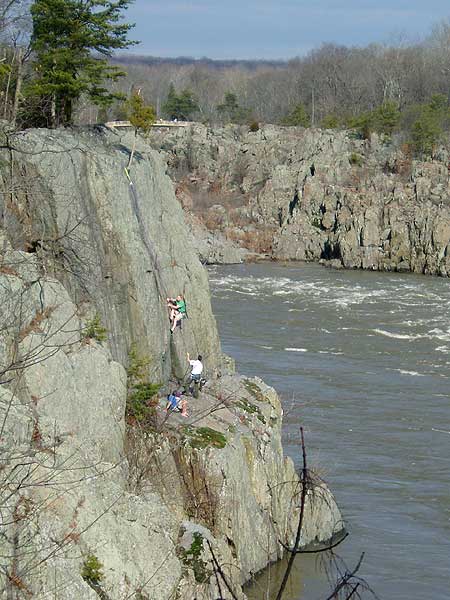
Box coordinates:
[0,129,342,599]
[185,211,250,265]
[0,250,341,599]
[151,124,450,276]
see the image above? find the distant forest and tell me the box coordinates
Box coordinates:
[99,23,450,132]
[0,0,449,153]
[114,55,286,70]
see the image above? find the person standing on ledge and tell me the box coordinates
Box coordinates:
[187,352,203,387]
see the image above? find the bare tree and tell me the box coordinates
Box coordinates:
[94,19,450,129]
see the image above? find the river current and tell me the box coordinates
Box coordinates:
[208,262,450,600]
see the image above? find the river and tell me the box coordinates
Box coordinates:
[208,262,450,600]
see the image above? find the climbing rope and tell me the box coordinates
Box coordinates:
[125,166,169,303]
[125,166,191,340]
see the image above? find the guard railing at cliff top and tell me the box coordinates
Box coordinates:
[104,120,191,129]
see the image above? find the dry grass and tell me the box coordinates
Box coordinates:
[18,307,54,342]
[226,226,276,253]
[0,264,19,276]
[173,449,221,533]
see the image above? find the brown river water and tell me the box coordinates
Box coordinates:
[208,262,450,600]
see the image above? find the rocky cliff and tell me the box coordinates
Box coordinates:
[1,126,221,381]
[0,128,341,599]
[151,124,450,276]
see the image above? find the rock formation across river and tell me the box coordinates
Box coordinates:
[151,123,450,276]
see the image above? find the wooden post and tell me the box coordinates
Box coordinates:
[11,48,24,127]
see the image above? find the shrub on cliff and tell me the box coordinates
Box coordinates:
[125,92,156,135]
[320,113,341,129]
[83,314,107,344]
[408,94,450,157]
[81,554,104,586]
[124,91,156,170]
[348,101,400,138]
[349,152,363,167]
[126,344,161,425]
[281,103,310,127]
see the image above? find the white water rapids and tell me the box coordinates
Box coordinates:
[208,262,450,600]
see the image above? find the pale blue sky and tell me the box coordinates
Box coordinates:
[124,0,450,59]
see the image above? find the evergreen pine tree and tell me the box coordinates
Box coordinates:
[217,92,250,123]
[411,94,450,157]
[282,103,310,127]
[162,84,198,121]
[28,0,136,126]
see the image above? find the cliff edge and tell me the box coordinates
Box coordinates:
[0,128,342,599]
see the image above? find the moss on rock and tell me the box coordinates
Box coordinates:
[243,379,268,403]
[183,426,227,450]
[235,398,266,424]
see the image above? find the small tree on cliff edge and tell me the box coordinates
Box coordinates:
[281,103,310,127]
[125,90,156,170]
[28,0,137,127]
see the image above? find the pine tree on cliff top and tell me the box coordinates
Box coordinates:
[29,0,136,126]
[162,83,199,121]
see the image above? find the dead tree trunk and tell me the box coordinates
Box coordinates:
[11,47,23,128]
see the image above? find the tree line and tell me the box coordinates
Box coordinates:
[111,24,450,129]
[0,1,450,156]
[0,0,140,127]
[107,23,450,155]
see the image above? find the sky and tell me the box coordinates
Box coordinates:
[124,0,450,60]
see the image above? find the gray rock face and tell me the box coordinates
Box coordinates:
[0,129,343,599]
[151,124,450,276]
[0,253,341,599]
[185,211,250,264]
[0,254,182,599]
[1,127,221,380]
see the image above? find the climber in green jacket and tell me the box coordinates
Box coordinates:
[167,294,187,332]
